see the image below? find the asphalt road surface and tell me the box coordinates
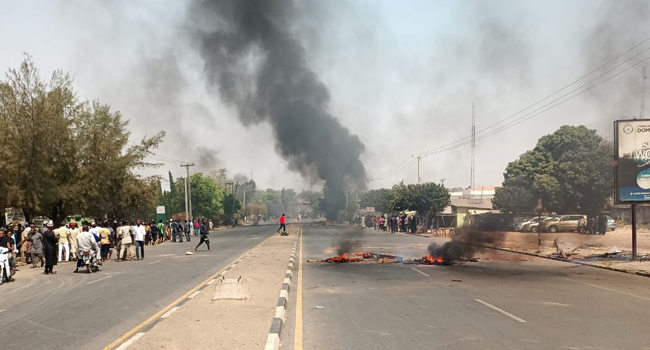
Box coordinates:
[283,225,650,350]
[0,225,276,350]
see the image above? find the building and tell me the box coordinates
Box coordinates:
[441,186,498,228]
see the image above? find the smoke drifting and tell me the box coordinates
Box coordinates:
[335,229,365,256]
[188,0,367,218]
[428,230,505,262]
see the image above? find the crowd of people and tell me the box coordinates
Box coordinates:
[347,213,419,234]
[0,217,215,283]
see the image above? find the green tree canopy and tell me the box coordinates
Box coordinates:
[359,188,394,213]
[0,55,164,222]
[493,125,613,215]
[392,182,450,216]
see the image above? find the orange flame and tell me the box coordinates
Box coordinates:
[326,253,361,263]
[422,254,444,264]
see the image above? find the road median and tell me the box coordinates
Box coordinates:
[126,226,298,350]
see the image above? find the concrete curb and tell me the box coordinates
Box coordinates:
[264,233,299,350]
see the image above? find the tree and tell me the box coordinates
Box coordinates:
[392,182,450,217]
[493,125,613,215]
[189,173,224,219]
[359,189,394,213]
[222,193,241,218]
[492,186,535,214]
[0,55,165,222]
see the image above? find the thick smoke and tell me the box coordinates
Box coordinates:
[188,0,367,218]
[582,1,650,126]
[428,230,505,262]
[335,229,364,256]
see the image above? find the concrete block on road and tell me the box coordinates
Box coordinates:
[213,277,250,301]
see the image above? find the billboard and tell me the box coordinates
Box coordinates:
[615,119,650,203]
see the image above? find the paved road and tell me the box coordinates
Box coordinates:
[283,225,650,350]
[0,225,277,350]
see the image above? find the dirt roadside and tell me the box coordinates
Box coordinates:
[415,228,650,276]
[128,226,298,350]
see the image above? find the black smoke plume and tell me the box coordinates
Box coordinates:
[428,230,505,262]
[335,229,364,256]
[189,0,367,219]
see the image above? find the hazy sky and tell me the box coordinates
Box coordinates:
[1,0,649,191]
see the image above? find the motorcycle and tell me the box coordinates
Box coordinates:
[0,246,15,284]
[80,250,100,273]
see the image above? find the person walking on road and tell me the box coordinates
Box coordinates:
[28,227,44,268]
[55,222,70,262]
[42,221,58,275]
[134,220,146,261]
[117,221,133,261]
[69,222,79,261]
[184,220,191,242]
[195,218,212,252]
[194,220,200,236]
[277,214,286,233]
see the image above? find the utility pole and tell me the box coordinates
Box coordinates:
[181,163,194,220]
[470,103,476,189]
[232,181,239,217]
[412,155,423,184]
[183,177,189,223]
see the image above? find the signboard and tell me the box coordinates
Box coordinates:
[615,119,650,203]
[156,206,166,214]
[4,207,26,226]
[365,207,375,212]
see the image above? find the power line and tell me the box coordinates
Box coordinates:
[369,36,650,182]
[413,41,650,158]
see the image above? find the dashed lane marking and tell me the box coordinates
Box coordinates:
[149,259,163,265]
[86,275,114,285]
[410,267,430,277]
[475,299,526,323]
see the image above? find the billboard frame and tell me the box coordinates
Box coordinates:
[614,118,650,204]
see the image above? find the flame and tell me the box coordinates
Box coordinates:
[353,252,372,259]
[422,254,444,264]
[325,253,361,262]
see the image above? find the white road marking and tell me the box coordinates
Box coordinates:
[206,279,217,285]
[160,307,180,319]
[230,263,237,268]
[0,309,6,313]
[475,299,526,323]
[86,275,113,285]
[410,267,430,277]
[115,332,146,350]
[149,259,163,265]
[188,291,201,299]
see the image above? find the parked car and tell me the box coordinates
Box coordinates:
[540,214,585,233]
[518,216,547,232]
[535,217,560,232]
[606,215,616,231]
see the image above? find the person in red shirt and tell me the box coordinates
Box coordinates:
[277,214,286,233]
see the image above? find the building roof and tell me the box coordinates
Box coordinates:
[449,197,493,209]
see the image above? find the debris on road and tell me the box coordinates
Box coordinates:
[316,306,325,309]
[186,251,195,255]
[451,279,463,282]
[308,252,403,263]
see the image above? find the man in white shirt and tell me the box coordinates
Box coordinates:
[74,225,100,273]
[133,220,146,261]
